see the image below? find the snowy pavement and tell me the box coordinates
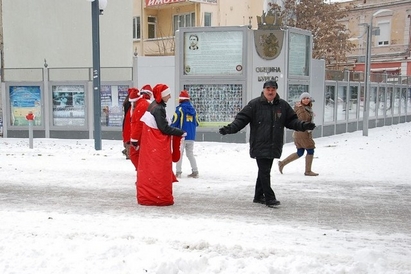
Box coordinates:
[2,176,410,236]
[1,124,411,273]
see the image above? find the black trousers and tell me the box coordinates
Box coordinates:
[254,158,276,201]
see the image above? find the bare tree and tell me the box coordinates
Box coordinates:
[273,0,355,70]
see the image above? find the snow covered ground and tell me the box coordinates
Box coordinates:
[1,123,411,273]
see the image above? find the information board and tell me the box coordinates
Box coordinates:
[184,31,243,76]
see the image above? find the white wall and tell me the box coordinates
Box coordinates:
[3,0,133,69]
[135,56,177,117]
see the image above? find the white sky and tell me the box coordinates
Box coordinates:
[1,122,411,273]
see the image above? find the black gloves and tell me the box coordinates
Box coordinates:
[302,122,316,131]
[219,126,231,135]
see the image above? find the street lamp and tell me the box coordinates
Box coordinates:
[363,9,391,136]
[363,23,371,136]
[87,0,108,150]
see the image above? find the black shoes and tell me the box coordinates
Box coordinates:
[253,197,281,207]
[266,199,281,208]
[253,197,265,204]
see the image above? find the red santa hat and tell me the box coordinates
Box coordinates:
[179,90,190,101]
[153,84,170,103]
[140,84,153,96]
[128,88,140,102]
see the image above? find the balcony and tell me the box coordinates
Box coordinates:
[139,36,176,56]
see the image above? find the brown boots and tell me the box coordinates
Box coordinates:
[304,154,318,176]
[278,153,319,176]
[278,153,299,174]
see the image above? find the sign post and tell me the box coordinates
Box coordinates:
[26,111,35,149]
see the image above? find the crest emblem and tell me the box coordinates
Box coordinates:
[254,30,284,60]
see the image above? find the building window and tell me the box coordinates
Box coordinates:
[148,16,156,39]
[173,13,195,34]
[204,12,212,26]
[133,16,141,40]
[376,21,390,46]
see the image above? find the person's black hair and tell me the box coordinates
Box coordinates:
[189,34,199,41]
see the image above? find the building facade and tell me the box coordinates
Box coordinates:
[133,0,411,78]
[132,0,264,56]
[1,0,133,69]
[0,0,134,139]
[341,0,411,78]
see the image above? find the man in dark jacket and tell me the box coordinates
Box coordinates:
[219,80,315,208]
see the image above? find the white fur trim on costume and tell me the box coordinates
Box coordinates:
[179,96,190,100]
[161,88,171,98]
[141,89,153,95]
[140,111,158,129]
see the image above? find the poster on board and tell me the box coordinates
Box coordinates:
[52,85,85,126]
[9,86,42,126]
[100,85,129,127]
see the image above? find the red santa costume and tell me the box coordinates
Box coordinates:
[129,85,153,170]
[137,84,185,206]
[122,88,138,159]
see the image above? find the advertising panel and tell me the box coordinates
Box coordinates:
[52,85,85,126]
[9,86,42,126]
[100,85,129,127]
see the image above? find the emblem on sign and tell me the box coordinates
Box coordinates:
[254,30,284,60]
[254,8,284,60]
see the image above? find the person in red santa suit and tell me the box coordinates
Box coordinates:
[129,84,153,170]
[121,88,136,160]
[137,84,186,206]
[127,87,140,163]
